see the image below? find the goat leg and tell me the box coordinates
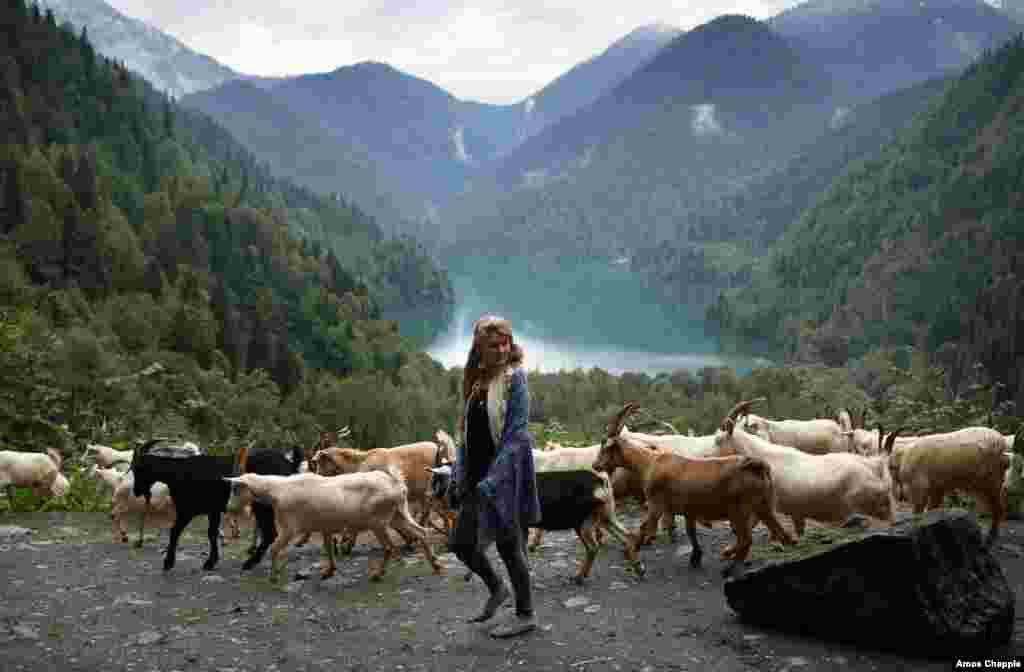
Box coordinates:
[574,522,599,585]
[320,531,337,580]
[369,526,397,581]
[202,511,221,570]
[391,510,443,575]
[601,512,645,578]
[685,517,703,569]
[136,499,150,549]
[164,517,188,571]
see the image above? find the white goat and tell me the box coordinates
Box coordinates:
[91,465,177,544]
[225,468,444,582]
[717,401,897,537]
[743,412,849,455]
[885,426,1011,544]
[1,449,68,508]
[85,443,134,468]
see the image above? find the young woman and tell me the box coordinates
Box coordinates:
[448,315,542,638]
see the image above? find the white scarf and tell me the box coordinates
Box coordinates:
[483,365,515,448]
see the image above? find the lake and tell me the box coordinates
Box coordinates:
[426,257,766,375]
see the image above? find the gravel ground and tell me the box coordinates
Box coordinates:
[0,507,1022,672]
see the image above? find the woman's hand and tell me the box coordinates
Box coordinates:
[477,478,497,500]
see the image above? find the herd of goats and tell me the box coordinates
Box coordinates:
[1,399,1022,585]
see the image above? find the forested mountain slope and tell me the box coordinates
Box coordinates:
[710,34,1024,409]
[0,0,454,449]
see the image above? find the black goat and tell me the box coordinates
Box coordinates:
[232,445,304,570]
[131,441,248,571]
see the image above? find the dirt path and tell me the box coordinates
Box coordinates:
[1,509,1022,672]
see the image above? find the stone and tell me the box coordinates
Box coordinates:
[0,526,33,539]
[724,510,1014,658]
[562,596,590,609]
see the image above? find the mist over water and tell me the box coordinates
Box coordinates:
[427,306,730,374]
[426,261,759,375]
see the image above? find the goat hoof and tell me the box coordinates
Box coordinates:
[241,560,256,571]
[571,574,585,586]
[202,562,217,571]
[689,553,703,569]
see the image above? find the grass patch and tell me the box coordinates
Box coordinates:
[398,621,417,641]
[748,525,870,562]
[239,573,281,594]
[271,606,289,626]
[47,623,65,640]
[174,607,209,626]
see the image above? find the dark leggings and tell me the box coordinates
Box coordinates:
[450,492,533,616]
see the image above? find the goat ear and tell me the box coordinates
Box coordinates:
[721,417,735,437]
[883,428,902,455]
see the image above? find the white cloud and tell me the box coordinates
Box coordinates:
[105,1,802,104]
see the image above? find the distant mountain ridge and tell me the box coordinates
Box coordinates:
[35,0,242,98]
[180,23,680,235]
[770,0,1022,101]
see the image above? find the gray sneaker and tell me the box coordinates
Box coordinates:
[488,612,537,638]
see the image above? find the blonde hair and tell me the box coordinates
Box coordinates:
[459,315,524,431]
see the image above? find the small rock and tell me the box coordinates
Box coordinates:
[134,630,165,646]
[15,543,39,552]
[743,634,765,641]
[583,605,601,614]
[674,544,694,559]
[1000,542,1023,557]
[0,526,33,539]
[563,596,590,609]
[609,581,629,591]
[830,656,848,665]
[200,575,225,584]
[431,645,447,653]
[11,623,39,639]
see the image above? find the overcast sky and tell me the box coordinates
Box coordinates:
[105,1,803,104]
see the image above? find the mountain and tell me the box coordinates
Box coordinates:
[178,79,413,238]
[34,0,241,98]
[183,23,679,234]
[769,0,1022,102]
[515,23,683,141]
[440,15,835,294]
[709,33,1024,408]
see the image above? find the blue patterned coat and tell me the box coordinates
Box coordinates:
[452,365,542,543]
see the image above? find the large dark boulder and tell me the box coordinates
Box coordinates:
[723,510,1015,657]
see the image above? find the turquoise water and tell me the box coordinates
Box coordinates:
[427,256,761,375]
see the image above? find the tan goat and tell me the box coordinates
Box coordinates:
[225,468,443,582]
[886,426,1011,544]
[311,431,454,550]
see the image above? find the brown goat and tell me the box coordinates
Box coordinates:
[595,401,794,575]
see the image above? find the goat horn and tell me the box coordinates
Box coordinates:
[883,428,902,455]
[235,442,250,474]
[727,398,764,423]
[607,402,640,438]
